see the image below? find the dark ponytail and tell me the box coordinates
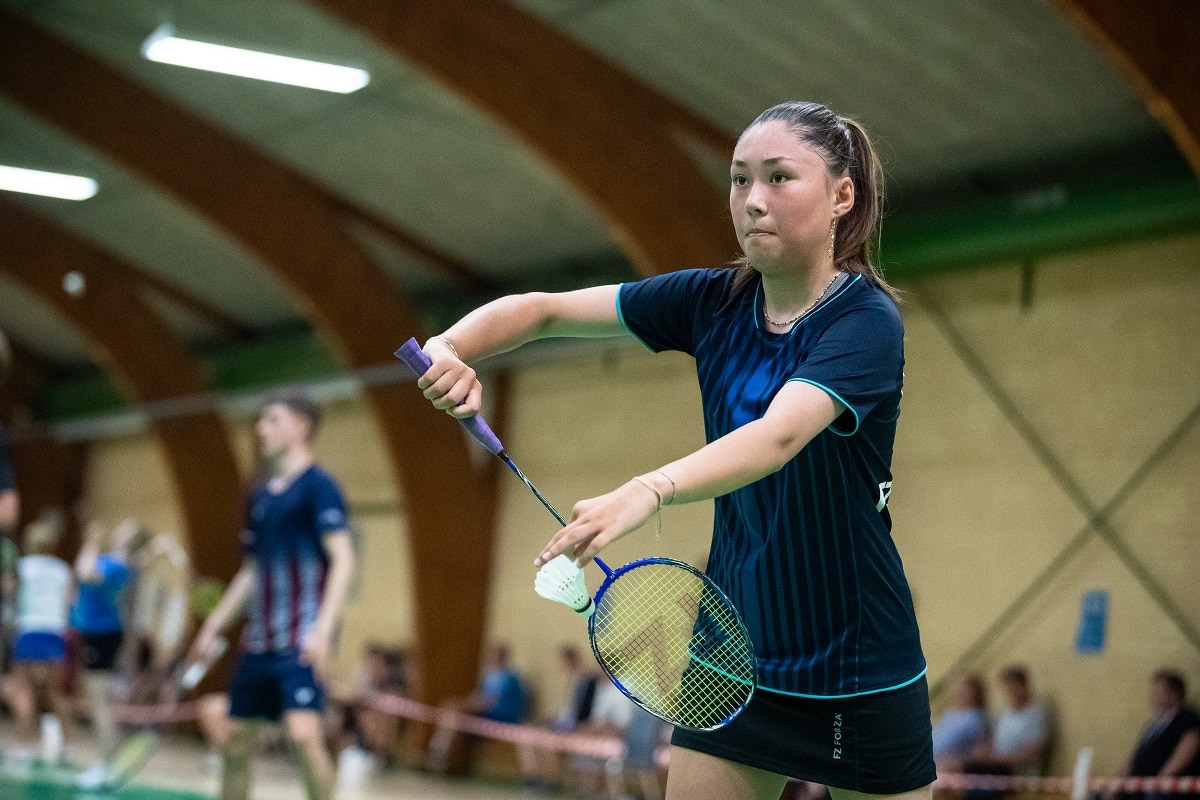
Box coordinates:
[730,102,898,303]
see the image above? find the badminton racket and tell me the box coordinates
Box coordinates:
[394,338,756,731]
[78,636,228,792]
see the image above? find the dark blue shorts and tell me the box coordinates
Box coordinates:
[80,630,123,671]
[228,649,325,722]
[13,631,67,662]
[671,675,936,794]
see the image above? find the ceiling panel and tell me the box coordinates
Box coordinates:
[0,102,294,330]
[0,274,92,364]
[510,0,1164,191]
[0,0,1192,391]
[16,0,619,275]
[17,0,378,141]
[267,90,615,275]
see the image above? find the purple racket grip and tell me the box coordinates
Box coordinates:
[393,338,506,457]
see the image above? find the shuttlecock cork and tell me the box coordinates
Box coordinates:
[534,555,594,617]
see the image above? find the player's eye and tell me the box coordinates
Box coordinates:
[769,172,788,183]
[731,174,748,187]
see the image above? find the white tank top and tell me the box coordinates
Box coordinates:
[17,554,72,634]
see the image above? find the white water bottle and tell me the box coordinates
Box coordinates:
[1071,747,1094,800]
[40,713,63,762]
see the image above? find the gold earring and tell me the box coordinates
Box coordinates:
[828,219,837,259]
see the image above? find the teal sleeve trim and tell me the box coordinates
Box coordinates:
[758,666,928,700]
[615,283,656,353]
[786,378,860,436]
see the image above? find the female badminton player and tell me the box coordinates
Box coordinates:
[188,388,356,800]
[414,101,933,800]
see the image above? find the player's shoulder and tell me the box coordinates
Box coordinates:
[25,553,70,570]
[301,463,342,490]
[828,276,903,331]
[626,266,736,299]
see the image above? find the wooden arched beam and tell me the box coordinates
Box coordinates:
[0,10,498,706]
[312,0,738,275]
[1054,0,1200,175]
[0,197,243,585]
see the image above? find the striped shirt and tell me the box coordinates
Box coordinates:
[617,268,925,698]
[241,465,349,653]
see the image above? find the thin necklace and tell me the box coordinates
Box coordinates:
[763,272,842,328]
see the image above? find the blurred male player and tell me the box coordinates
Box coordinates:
[190,388,355,800]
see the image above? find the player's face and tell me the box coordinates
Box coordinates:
[256,403,309,459]
[729,120,851,273]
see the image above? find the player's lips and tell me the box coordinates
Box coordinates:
[745,228,773,237]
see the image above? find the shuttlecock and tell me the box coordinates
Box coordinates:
[534,555,594,617]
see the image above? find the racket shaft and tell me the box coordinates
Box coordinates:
[507,458,567,526]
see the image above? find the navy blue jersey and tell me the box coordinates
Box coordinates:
[241,465,349,653]
[617,268,924,698]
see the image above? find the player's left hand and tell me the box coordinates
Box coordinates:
[300,626,332,683]
[535,479,658,568]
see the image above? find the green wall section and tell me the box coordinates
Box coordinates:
[35,330,339,422]
[883,168,1200,278]
[32,167,1200,424]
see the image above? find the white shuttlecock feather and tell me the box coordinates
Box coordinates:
[534,555,594,617]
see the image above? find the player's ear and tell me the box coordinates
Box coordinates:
[831,174,854,218]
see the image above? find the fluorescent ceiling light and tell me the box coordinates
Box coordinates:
[0,165,98,200]
[141,25,370,94]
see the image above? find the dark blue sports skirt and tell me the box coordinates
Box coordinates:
[671,675,936,794]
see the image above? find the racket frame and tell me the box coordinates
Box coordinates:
[588,555,757,732]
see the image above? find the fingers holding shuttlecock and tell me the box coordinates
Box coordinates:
[534,555,594,617]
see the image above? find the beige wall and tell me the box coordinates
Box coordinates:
[83,231,1200,776]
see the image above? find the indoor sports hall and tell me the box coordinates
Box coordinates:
[0,1,1197,799]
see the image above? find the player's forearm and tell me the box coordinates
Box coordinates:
[1160,730,1200,775]
[313,536,355,635]
[200,565,254,635]
[0,489,18,530]
[641,421,798,506]
[435,287,622,363]
[642,393,837,507]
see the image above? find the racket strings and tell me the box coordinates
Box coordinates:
[593,563,754,730]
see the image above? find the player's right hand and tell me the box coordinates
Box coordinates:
[186,627,216,669]
[418,338,483,418]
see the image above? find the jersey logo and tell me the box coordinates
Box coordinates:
[833,711,843,759]
[294,687,315,706]
[876,481,892,512]
[319,508,345,528]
